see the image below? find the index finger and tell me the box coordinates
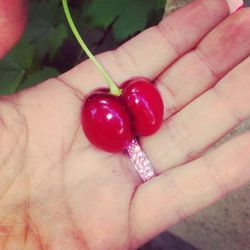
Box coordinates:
[59,0,233,94]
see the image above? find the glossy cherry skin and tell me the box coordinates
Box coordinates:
[81,91,134,152]
[121,78,164,136]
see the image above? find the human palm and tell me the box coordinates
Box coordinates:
[0,0,250,249]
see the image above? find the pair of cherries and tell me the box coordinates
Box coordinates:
[82,77,164,152]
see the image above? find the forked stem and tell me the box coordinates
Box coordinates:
[62,0,122,96]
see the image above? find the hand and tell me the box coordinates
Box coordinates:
[0,0,249,249]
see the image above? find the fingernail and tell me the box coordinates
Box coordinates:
[225,0,244,13]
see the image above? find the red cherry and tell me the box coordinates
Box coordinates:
[121,78,164,136]
[81,91,134,152]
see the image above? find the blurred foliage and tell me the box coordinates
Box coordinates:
[0,0,166,95]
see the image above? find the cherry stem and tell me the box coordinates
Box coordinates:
[62,0,122,96]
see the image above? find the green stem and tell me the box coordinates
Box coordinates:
[62,0,121,96]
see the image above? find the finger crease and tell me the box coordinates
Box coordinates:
[195,47,221,80]
[212,87,244,124]
[115,47,141,77]
[167,172,189,221]
[156,23,180,57]
[157,80,178,118]
[202,155,227,199]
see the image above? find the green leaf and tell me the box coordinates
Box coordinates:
[0,38,34,95]
[25,0,67,60]
[88,0,166,41]
[0,0,166,96]
[48,24,68,58]
[0,67,25,95]
[7,38,35,69]
[155,0,167,9]
[87,0,126,28]
[19,67,59,90]
[113,0,155,41]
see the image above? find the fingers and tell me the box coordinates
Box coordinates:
[157,8,250,118]
[143,53,250,173]
[130,132,250,248]
[0,0,27,58]
[59,0,230,94]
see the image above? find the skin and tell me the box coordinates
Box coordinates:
[0,0,249,249]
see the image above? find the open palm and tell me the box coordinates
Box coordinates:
[0,0,250,249]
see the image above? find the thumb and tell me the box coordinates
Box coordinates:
[0,0,28,59]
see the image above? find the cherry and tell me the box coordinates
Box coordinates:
[81,78,164,152]
[63,1,164,153]
[121,78,164,136]
[81,91,134,152]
